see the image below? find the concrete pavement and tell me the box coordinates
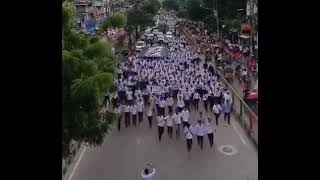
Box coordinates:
[65,101,257,180]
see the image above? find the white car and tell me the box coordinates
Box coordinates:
[135,41,145,52]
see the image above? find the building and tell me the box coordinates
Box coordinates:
[74,0,110,32]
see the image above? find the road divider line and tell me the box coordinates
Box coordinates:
[232,123,247,146]
[67,146,87,180]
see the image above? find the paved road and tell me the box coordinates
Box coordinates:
[65,101,257,180]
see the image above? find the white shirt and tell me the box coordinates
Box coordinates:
[137,101,144,112]
[159,100,166,108]
[195,123,206,136]
[181,110,190,122]
[125,105,131,113]
[212,104,222,114]
[126,91,133,100]
[173,113,181,124]
[202,94,208,101]
[177,99,185,108]
[157,116,166,127]
[131,105,137,115]
[184,126,194,139]
[193,92,200,100]
[147,108,153,117]
[166,97,174,106]
[205,121,215,134]
[165,115,174,127]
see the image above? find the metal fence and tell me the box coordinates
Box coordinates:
[179,26,258,147]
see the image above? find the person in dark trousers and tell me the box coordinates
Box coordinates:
[184,122,194,152]
[147,107,154,128]
[202,93,208,112]
[131,104,137,126]
[222,100,231,125]
[137,99,144,123]
[165,112,174,138]
[205,118,216,147]
[157,115,165,142]
[166,95,174,114]
[212,103,222,126]
[195,112,206,150]
[124,105,131,127]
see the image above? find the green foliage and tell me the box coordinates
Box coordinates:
[62,1,117,158]
[162,0,179,11]
[102,12,127,31]
[186,0,206,21]
[176,8,188,18]
[142,0,161,16]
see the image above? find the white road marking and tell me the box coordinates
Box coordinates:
[67,146,87,180]
[232,123,247,146]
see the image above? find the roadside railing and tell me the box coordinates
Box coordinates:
[179,26,258,147]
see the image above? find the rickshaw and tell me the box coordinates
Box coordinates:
[223,65,234,83]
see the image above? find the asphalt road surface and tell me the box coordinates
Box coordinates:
[65,102,258,180]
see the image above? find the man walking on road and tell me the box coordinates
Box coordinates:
[212,102,222,126]
[184,122,194,152]
[173,110,182,138]
[166,95,174,114]
[222,100,231,125]
[131,104,137,126]
[137,99,144,123]
[157,115,166,142]
[181,107,190,128]
[205,118,216,147]
[147,106,154,128]
[124,104,131,127]
[195,112,206,150]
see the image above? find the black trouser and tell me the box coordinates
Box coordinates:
[158,126,164,141]
[197,135,204,149]
[125,112,130,127]
[147,115,153,128]
[187,139,192,152]
[138,112,143,123]
[167,126,173,138]
[203,100,208,112]
[194,99,199,110]
[132,114,137,126]
[209,96,214,111]
[168,106,173,114]
[175,124,181,138]
[207,133,214,147]
[214,113,220,126]
[185,100,190,110]
[117,115,122,131]
[224,112,231,124]
[156,104,160,115]
[160,107,165,116]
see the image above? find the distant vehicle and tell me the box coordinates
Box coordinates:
[135,40,145,52]
[165,31,173,39]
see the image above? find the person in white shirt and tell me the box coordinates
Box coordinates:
[124,105,131,127]
[223,90,232,104]
[131,104,137,126]
[166,96,174,114]
[126,90,133,105]
[212,103,222,126]
[205,118,216,147]
[159,97,166,116]
[147,106,154,128]
[157,115,166,142]
[141,163,156,180]
[183,90,190,110]
[181,107,190,128]
[202,93,208,112]
[176,96,185,113]
[114,105,122,131]
[193,91,200,110]
[184,122,194,152]
[137,99,144,123]
[195,112,206,150]
[165,112,174,138]
[173,111,182,138]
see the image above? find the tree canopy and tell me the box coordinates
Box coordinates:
[102,12,127,31]
[62,1,117,158]
[162,0,179,11]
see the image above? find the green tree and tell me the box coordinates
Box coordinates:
[102,12,127,31]
[186,0,206,21]
[162,0,179,11]
[62,1,117,158]
[142,0,161,16]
